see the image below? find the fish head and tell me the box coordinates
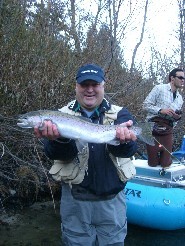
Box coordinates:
[17,111,43,129]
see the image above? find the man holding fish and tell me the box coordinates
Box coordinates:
[33,63,138,245]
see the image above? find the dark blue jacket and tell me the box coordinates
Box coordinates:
[44,99,138,196]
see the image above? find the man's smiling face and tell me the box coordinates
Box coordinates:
[75,80,105,111]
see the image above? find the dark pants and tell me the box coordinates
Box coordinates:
[146,117,173,167]
[146,133,173,167]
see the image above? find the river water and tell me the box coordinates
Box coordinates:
[0,201,185,246]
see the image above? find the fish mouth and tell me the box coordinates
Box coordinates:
[17,119,31,128]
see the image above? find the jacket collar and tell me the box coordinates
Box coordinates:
[68,98,111,117]
[168,83,180,96]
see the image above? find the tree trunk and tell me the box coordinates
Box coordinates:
[179,0,185,68]
[130,0,148,73]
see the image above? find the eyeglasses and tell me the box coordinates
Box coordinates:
[174,76,185,80]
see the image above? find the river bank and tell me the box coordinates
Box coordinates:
[1,201,185,246]
[0,201,61,246]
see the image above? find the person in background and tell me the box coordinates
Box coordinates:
[143,68,184,168]
[34,63,138,245]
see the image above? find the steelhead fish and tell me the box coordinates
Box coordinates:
[17,110,155,146]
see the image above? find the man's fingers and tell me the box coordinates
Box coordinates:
[129,131,137,141]
[34,127,42,138]
[34,121,60,140]
[120,120,133,127]
[43,121,54,137]
[116,124,137,143]
[52,124,60,137]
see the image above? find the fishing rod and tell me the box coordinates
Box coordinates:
[135,138,185,164]
[154,137,185,166]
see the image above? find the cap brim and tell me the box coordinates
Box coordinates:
[77,75,103,84]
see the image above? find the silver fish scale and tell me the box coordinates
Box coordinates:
[49,114,117,143]
[17,110,155,146]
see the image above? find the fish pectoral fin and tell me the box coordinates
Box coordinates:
[37,118,52,130]
[75,140,88,152]
[38,121,46,130]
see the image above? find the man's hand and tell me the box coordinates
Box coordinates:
[116,120,137,143]
[172,111,181,120]
[159,108,175,116]
[34,120,60,140]
[160,108,181,120]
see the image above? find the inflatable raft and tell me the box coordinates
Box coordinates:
[125,159,185,230]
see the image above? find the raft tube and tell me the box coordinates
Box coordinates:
[125,182,185,230]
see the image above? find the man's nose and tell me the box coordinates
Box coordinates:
[86,85,94,91]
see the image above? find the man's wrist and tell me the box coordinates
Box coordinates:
[55,138,72,144]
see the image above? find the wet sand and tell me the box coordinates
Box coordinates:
[1,201,185,246]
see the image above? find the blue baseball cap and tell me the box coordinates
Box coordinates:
[76,64,105,84]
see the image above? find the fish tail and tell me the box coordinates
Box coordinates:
[137,122,155,146]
